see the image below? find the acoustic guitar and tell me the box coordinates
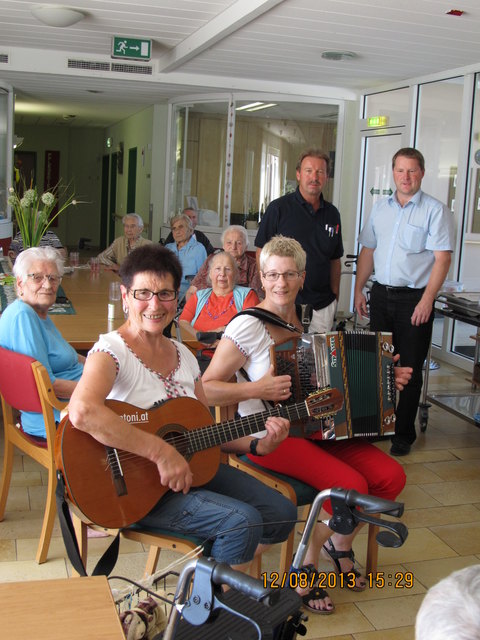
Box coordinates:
[55,390,343,528]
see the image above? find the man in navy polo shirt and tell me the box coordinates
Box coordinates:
[255,148,343,333]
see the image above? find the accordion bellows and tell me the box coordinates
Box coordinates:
[271,331,397,440]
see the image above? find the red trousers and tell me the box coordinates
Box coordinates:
[248,437,406,514]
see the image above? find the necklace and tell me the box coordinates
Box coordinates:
[205,294,234,320]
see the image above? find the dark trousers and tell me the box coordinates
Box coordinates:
[369,283,433,446]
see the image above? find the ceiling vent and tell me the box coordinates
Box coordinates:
[68,59,110,72]
[0,54,8,64]
[67,59,152,75]
[111,63,152,75]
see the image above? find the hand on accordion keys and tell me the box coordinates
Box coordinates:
[392,354,413,391]
[256,364,292,402]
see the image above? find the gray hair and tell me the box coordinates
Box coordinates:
[123,213,144,229]
[259,235,306,272]
[207,251,239,286]
[170,213,193,234]
[415,565,480,640]
[221,225,249,249]
[13,246,65,283]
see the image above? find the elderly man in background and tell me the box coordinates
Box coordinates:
[186,225,262,300]
[97,213,152,271]
[164,207,215,256]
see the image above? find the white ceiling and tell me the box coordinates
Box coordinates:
[1,0,480,128]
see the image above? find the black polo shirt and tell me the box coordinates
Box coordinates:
[255,188,343,310]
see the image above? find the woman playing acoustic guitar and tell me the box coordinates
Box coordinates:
[67,244,296,572]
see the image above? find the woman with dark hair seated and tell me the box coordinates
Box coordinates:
[68,243,296,571]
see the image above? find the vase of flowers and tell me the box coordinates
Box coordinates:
[7,182,77,248]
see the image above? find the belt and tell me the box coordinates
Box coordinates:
[374,283,424,293]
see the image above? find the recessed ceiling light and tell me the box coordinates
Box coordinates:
[321,51,358,61]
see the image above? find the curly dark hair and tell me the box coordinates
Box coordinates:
[119,244,182,291]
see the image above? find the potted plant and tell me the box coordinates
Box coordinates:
[245,207,258,230]
[7,181,78,249]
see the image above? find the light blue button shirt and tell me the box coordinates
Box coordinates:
[358,190,454,288]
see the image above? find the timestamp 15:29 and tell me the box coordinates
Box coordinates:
[367,571,414,589]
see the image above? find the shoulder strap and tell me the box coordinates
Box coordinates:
[231,307,302,334]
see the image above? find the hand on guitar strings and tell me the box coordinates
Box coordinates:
[155,444,193,494]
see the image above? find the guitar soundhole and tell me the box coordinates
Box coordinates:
[161,426,191,459]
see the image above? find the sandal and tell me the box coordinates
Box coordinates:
[301,587,335,615]
[322,538,366,592]
[293,564,335,615]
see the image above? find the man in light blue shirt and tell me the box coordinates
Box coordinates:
[354,148,454,456]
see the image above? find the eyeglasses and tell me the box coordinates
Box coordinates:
[262,271,303,282]
[27,273,62,285]
[131,289,177,302]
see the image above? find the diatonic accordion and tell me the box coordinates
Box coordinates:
[271,331,397,440]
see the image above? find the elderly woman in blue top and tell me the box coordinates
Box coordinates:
[165,213,207,301]
[0,247,84,439]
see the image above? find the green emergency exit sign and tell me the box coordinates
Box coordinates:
[112,37,151,61]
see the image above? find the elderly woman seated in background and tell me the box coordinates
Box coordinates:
[179,251,259,341]
[98,213,152,271]
[165,213,207,301]
[186,225,262,301]
[0,247,84,439]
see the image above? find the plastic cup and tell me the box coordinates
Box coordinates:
[70,251,79,267]
[109,281,121,301]
[90,257,100,273]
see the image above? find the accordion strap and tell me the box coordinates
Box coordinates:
[231,307,302,334]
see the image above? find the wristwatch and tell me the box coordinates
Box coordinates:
[249,438,262,456]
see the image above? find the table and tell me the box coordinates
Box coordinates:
[0,575,125,639]
[423,293,480,428]
[52,266,124,350]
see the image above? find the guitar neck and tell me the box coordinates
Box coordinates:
[187,401,308,453]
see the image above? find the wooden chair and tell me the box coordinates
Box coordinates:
[70,512,210,578]
[0,346,68,563]
[229,453,379,576]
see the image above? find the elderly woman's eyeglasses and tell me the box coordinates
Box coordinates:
[262,271,302,282]
[131,289,177,302]
[27,273,62,285]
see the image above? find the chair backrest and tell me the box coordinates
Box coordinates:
[0,346,42,413]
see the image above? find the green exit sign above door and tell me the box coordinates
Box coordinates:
[112,37,151,61]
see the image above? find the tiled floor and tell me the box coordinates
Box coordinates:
[1,360,480,639]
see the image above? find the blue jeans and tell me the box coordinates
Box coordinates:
[370,283,433,446]
[137,464,297,565]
